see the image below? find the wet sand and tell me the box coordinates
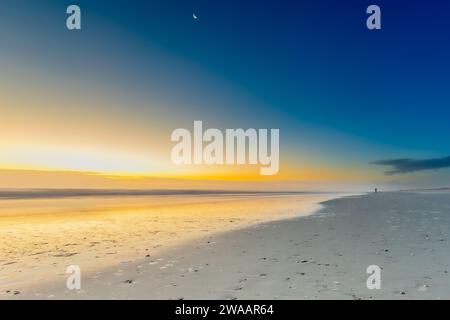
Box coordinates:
[0,192,336,298]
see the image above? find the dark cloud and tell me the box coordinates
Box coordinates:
[371,156,450,175]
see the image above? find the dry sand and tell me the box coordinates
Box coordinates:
[2,192,450,300]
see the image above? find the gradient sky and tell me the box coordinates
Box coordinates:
[1,0,450,191]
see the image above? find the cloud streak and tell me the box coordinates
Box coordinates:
[371,156,450,175]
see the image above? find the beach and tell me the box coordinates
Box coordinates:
[0,192,334,298]
[2,191,450,299]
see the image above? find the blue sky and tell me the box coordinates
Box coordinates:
[1,0,450,190]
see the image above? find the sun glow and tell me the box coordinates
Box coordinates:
[0,143,167,175]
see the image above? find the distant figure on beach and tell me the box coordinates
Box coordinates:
[375,188,378,193]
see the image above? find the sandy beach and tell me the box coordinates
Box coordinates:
[0,192,335,298]
[2,191,450,300]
